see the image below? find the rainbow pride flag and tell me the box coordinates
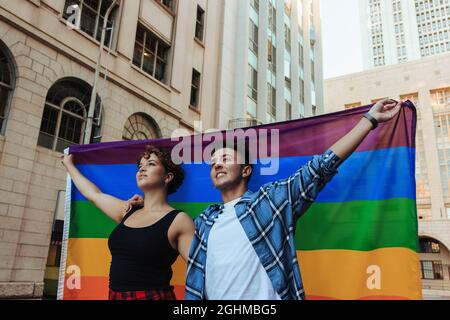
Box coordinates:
[57,102,421,300]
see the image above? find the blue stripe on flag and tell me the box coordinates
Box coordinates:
[72,147,415,203]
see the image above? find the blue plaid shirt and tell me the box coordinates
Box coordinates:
[185,149,341,300]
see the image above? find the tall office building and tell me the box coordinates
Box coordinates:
[360,0,450,68]
[216,0,324,129]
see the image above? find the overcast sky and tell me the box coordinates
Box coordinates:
[320,0,364,79]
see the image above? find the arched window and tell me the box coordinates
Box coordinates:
[122,113,161,140]
[0,41,15,134]
[418,236,448,281]
[38,78,102,152]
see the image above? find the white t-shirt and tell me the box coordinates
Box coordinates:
[204,197,281,300]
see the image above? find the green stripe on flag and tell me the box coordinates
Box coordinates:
[170,202,217,218]
[69,201,118,238]
[296,198,418,252]
[69,201,215,238]
[69,199,418,253]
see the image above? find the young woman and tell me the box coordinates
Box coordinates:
[61,145,194,300]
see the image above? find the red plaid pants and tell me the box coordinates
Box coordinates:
[108,287,176,300]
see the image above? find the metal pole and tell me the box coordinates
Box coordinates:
[83,0,118,144]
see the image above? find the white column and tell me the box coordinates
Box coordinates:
[303,0,312,117]
[401,0,421,61]
[275,0,286,122]
[312,0,324,114]
[257,0,269,123]
[290,0,300,119]
[419,87,446,219]
[232,0,250,120]
[359,0,373,70]
[380,0,396,65]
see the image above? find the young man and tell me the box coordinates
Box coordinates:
[184,99,402,300]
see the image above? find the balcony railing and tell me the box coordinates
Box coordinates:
[228,118,263,129]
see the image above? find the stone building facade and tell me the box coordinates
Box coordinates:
[0,0,222,298]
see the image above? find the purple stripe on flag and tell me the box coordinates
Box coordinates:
[70,101,416,165]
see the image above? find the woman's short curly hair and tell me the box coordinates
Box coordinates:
[137,145,185,195]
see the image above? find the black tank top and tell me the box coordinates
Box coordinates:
[107,206,181,291]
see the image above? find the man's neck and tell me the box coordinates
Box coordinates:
[220,185,248,204]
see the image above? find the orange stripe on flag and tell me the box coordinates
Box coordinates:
[298,248,422,300]
[171,256,187,285]
[66,238,111,277]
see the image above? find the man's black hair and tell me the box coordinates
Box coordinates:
[211,138,255,181]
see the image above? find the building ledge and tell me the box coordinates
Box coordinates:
[0,282,44,299]
[422,289,450,300]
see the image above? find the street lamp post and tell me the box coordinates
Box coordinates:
[83,0,118,144]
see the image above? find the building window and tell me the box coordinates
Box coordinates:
[249,20,258,53]
[268,40,276,72]
[133,23,170,83]
[299,79,304,104]
[0,41,15,134]
[247,98,257,119]
[247,65,258,102]
[195,5,205,42]
[284,77,291,105]
[286,101,292,120]
[190,69,201,108]
[419,238,441,253]
[421,260,444,280]
[158,0,174,12]
[299,43,304,65]
[268,2,276,33]
[250,0,259,11]
[431,88,450,113]
[267,83,276,119]
[285,24,291,50]
[63,0,118,47]
[38,78,102,153]
[122,113,161,140]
